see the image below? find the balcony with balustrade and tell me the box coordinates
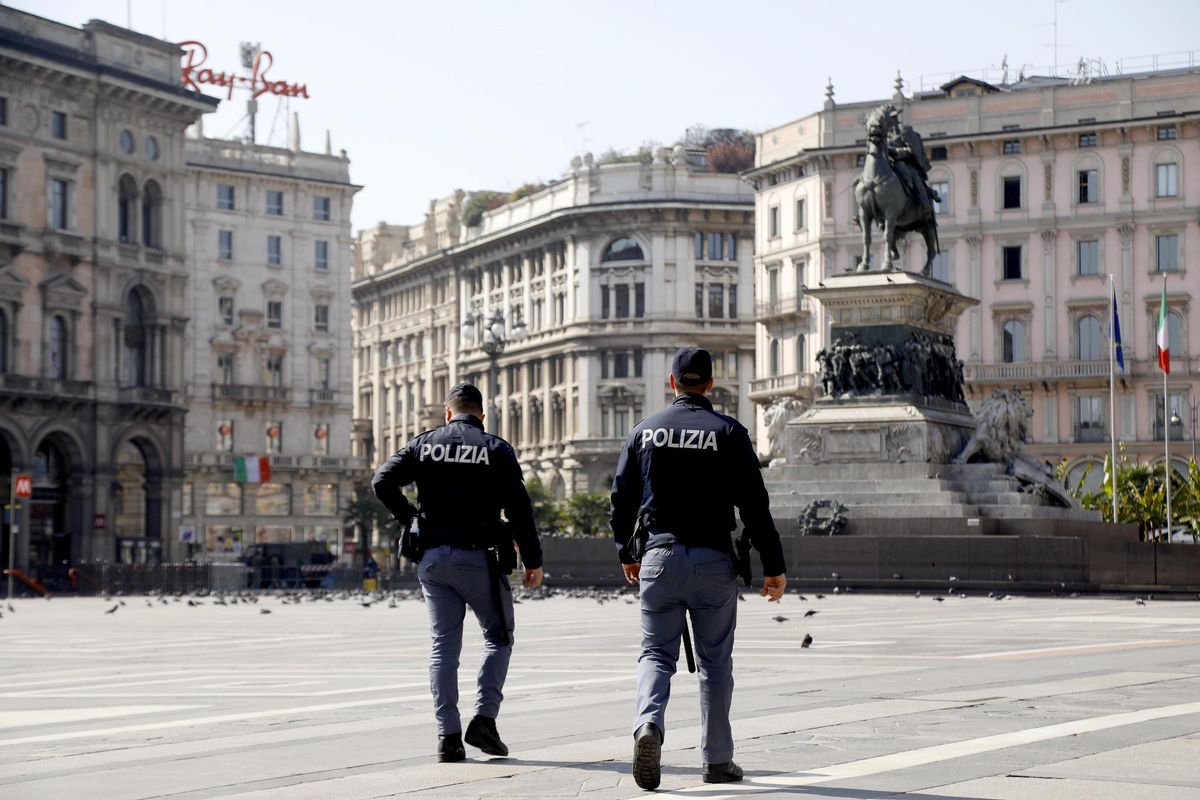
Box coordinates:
[211,384,292,406]
[755,293,809,323]
[749,372,817,403]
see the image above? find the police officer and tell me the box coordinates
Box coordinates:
[610,347,787,791]
[372,382,543,762]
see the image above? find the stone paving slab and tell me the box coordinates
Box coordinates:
[0,590,1198,799]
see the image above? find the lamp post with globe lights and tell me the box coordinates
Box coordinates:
[460,309,527,433]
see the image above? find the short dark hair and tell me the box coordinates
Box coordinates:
[446,395,484,416]
[675,376,711,394]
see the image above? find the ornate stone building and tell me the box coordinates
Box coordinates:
[747,66,1200,483]
[0,10,215,573]
[182,125,363,560]
[353,149,756,496]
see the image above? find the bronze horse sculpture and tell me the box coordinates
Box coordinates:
[853,106,940,275]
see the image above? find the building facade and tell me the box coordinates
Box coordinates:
[0,9,215,573]
[353,148,756,496]
[747,67,1200,484]
[182,127,363,560]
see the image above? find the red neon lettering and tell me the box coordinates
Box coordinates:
[179,41,310,101]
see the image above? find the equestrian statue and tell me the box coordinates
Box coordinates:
[853,103,941,275]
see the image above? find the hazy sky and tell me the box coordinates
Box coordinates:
[20,0,1200,231]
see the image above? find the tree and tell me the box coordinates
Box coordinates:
[525,478,564,535]
[563,492,610,537]
[1061,454,1199,540]
[343,485,394,555]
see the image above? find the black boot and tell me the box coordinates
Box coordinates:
[437,731,465,763]
[632,722,662,791]
[703,760,744,783]
[465,715,509,757]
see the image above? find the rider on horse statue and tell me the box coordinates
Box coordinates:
[880,104,940,215]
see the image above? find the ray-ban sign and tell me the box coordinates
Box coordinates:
[179,41,310,101]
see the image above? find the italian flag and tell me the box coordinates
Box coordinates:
[234,456,271,483]
[1157,283,1170,374]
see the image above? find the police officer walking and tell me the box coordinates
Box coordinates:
[610,347,787,790]
[373,383,543,762]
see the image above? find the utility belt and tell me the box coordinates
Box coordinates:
[630,512,752,587]
[399,516,518,572]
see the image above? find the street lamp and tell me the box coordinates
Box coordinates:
[460,309,527,432]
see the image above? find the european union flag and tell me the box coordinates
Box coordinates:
[1110,284,1124,371]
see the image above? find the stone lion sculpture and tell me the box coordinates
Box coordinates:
[953,388,1075,508]
[763,397,804,464]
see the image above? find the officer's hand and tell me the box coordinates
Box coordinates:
[761,574,786,603]
[622,562,640,585]
[524,567,543,589]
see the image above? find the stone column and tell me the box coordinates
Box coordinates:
[966,235,983,361]
[1041,229,1057,359]
[1118,223,1134,351]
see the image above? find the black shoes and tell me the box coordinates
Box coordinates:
[632,722,662,791]
[703,760,744,783]
[437,731,465,763]
[465,714,509,757]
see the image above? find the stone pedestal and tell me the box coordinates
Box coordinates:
[789,272,979,466]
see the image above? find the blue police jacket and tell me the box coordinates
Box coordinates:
[372,414,543,569]
[610,393,786,576]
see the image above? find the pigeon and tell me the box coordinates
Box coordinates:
[260,608,272,615]
[145,600,152,607]
[892,573,902,580]
[1135,598,1146,606]
[187,600,203,607]
[801,634,813,648]
[949,576,958,583]
[831,572,840,579]
[361,602,372,608]
[797,595,808,601]
[804,609,818,617]
[885,275,894,283]
[1069,592,1079,599]
[105,604,119,614]
[833,586,841,594]
[934,597,945,603]
[914,591,922,598]
[737,594,746,602]
[118,600,126,606]
[6,603,13,613]
[815,594,825,600]
[772,615,788,623]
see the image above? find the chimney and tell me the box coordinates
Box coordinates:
[288,111,301,152]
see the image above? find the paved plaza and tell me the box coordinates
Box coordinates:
[1,589,1199,799]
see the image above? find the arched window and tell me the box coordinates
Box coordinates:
[601,237,643,262]
[118,174,138,244]
[48,315,67,379]
[795,334,806,373]
[0,309,7,374]
[123,289,149,387]
[141,180,163,249]
[1076,314,1103,360]
[769,338,781,375]
[1001,319,1025,363]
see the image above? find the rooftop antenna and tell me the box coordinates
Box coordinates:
[240,42,261,143]
[1052,0,1068,76]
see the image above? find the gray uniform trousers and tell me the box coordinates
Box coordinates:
[635,543,738,765]
[418,546,515,735]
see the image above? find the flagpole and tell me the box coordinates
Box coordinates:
[1163,274,1172,542]
[1108,274,1118,524]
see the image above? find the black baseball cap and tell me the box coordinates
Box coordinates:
[671,346,713,385]
[445,382,483,407]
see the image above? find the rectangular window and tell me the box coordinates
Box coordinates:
[693,231,704,260]
[1002,139,1020,154]
[51,111,67,140]
[930,145,948,161]
[694,283,704,318]
[1155,163,1178,198]
[1158,125,1177,141]
[317,357,331,389]
[217,352,234,385]
[314,239,329,269]
[266,355,284,387]
[633,348,643,377]
[1002,245,1022,281]
[768,205,780,238]
[0,168,7,219]
[314,304,330,331]
[266,190,284,215]
[51,179,69,229]
[1156,234,1179,272]
[206,483,241,515]
[267,300,283,329]
[931,181,949,214]
[635,282,645,318]
[726,232,738,260]
[768,268,780,305]
[267,235,282,265]
[614,409,629,438]
[304,484,337,516]
[313,196,331,221]
[794,198,806,231]
[1002,176,1021,209]
[615,284,630,318]
[217,184,235,210]
[728,284,738,319]
[1078,132,1097,148]
[1077,240,1100,276]
[708,284,725,319]
[0,97,7,126]
[218,229,233,260]
[1077,169,1098,203]
[613,351,629,378]
[601,286,610,319]
[707,232,723,260]
[218,296,234,325]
